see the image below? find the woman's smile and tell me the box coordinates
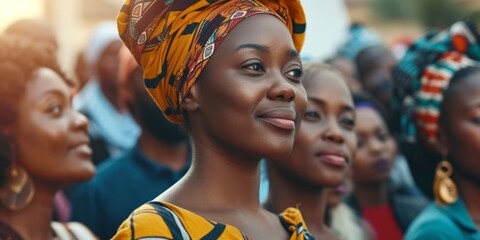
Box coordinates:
[257,108,297,130]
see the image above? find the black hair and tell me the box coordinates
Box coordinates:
[352,93,387,122]
[354,45,392,84]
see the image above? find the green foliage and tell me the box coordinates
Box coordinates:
[471,10,480,28]
[370,0,415,20]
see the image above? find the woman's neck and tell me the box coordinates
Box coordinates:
[160,138,262,212]
[456,175,480,228]
[0,183,56,240]
[265,164,328,237]
[353,180,389,207]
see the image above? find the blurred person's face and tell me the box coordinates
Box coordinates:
[353,107,396,184]
[97,40,123,105]
[12,68,94,187]
[363,69,392,111]
[186,14,306,159]
[361,49,396,111]
[269,69,356,190]
[441,70,480,186]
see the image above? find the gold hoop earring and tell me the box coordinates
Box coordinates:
[0,163,34,210]
[433,160,458,205]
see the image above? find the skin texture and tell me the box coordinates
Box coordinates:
[266,67,356,239]
[440,69,480,228]
[156,14,306,239]
[0,67,94,240]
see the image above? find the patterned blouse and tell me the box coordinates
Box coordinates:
[113,201,315,239]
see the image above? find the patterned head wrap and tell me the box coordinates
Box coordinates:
[393,20,480,149]
[117,0,306,124]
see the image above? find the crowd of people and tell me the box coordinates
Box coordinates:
[0,0,479,239]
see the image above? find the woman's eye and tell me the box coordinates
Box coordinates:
[377,132,389,142]
[471,117,480,125]
[48,104,63,116]
[339,113,355,130]
[286,68,303,79]
[243,62,264,72]
[341,117,355,127]
[304,110,320,120]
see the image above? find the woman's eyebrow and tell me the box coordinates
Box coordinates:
[287,49,299,57]
[308,96,355,112]
[235,43,269,53]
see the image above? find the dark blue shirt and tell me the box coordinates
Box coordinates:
[69,144,190,240]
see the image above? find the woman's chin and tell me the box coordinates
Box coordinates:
[262,145,294,160]
[63,166,96,186]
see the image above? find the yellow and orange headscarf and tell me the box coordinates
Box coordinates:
[117,0,306,124]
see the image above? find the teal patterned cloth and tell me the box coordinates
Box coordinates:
[392,20,480,146]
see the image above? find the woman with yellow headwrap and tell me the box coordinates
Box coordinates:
[114,0,312,239]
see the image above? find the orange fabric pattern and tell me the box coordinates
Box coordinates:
[112,201,314,239]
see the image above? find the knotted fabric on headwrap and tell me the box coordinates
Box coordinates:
[117,0,306,124]
[393,20,480,148]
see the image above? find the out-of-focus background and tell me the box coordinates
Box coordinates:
[2,2,480,239]
[1,0,480,77]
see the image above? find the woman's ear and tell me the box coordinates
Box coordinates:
[181,84,200,111]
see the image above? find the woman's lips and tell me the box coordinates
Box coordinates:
[316,152,348,167]
[334,183,348,194]
[260,117,295,130]
[373,159,391,171]
[69,141,92,158]
[258,108,296,130]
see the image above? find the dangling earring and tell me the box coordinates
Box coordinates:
[0,163,34,210]
[433,160,458,205]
